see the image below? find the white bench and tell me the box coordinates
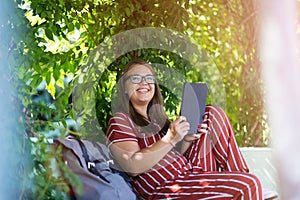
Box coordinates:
[240,147,279,199]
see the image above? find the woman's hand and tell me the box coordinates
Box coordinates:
[183,115,209,143]
[197,121,208,134]
[179,117,209,154]
[183,133,201,142]
[168,116,190,143]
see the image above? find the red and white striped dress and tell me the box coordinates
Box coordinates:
[106,105,263,199]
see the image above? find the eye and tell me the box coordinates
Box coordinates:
[145,75,156,83]
[130,75,141,83]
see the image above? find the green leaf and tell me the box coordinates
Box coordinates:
[68,22,74,32]
[53,67,60,81]
[45,28,53,40]
[46,72,51,85]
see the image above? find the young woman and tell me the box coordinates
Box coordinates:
[106,59,263,199]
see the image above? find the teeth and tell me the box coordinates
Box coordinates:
[137,88,149,93]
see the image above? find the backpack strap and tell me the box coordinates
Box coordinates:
[75,138,110,183]
[75,139,92,166]
[93,142,115,167]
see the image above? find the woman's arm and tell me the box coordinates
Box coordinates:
[109,116,189,176]
[110,134,173,176]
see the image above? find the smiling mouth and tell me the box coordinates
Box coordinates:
[136,88,149,93]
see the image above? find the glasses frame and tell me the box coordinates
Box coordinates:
[125,74,157,84]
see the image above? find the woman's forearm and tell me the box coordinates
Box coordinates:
[110,132,176,175]
[110,117,189,175]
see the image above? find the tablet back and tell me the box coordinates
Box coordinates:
[180,82,208,134]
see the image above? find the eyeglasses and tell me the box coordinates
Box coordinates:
[126,74,156,84]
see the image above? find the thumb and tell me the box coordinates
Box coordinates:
[174,116,186,125]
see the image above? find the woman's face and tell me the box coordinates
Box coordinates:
[124,64,156,107]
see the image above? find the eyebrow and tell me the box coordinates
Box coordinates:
[129,73,154,76]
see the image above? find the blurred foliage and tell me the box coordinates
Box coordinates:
[6,0,273,198]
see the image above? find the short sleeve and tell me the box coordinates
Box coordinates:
[106,112,138,148]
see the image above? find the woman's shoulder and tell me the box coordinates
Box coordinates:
[109,112,134,126]
[106,112,138,140]
[110,112,130,121]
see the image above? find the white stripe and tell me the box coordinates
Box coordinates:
[107,122,135,136]
[106,129,136,146]
[152,134,157,143]
[205,109,228,163]
[144,172,160,186]
[165,153,182,173]
[223,112,248,170]
[143,136,147,146]
[208,105,244,171]
[135,180,151,196]
[107,138,137,148]
[153,191,233,199]
[139,175,156,190]
[156,163,174,179]
[171,172,259,199]
[151,167,167,182]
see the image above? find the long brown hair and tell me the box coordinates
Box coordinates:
[113,59,170,134]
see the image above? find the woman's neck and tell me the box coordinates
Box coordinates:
[133,104,148,119]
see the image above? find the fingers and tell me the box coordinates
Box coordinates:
[171,116,190,137]
[199,123,208,129]
[197,123,208,134]
[177,118,190,133]
[174,116,187,125]
[185,133,201,140]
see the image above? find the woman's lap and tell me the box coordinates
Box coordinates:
[184,105,249,172]
[150,171,262,200]
[140,105,262,199]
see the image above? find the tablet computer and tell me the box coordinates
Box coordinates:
[180,82,208,134]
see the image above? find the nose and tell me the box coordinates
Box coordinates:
[140,77,148,84]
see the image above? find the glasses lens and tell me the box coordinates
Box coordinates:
[130,75,142,83]
[145,75,156,83]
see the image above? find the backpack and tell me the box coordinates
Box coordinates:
[54,136,137,200]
